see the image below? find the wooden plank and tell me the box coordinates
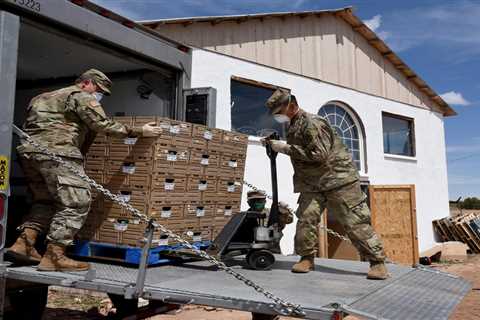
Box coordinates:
[410,185,419,264]
[317,210,328,258]
[432,220,448,241]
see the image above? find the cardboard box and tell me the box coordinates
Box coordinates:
[222,131,248,153]
[151,174,187,192]
[192,124,223,143]
[187,175,218,194]
[84,116,248,247]
[184,202,215,220]
[157,118,193,137]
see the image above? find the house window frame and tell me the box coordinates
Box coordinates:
[318,101,368,175]
[230,76,290,139]
[382,111,416,158]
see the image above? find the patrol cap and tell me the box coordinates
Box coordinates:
[81,69,112,95]
[247,190,267,200]
[265,88,291,114]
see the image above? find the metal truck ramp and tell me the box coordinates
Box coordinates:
[6,256,470,320]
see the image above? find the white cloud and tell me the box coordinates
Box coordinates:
[364,14,382,32]
[440,91,471,106]
[377,1,480,55]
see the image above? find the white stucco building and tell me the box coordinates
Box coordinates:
[143,7,456,263]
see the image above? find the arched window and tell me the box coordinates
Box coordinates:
[318,102,366,172]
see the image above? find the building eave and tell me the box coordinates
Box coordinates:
[140,7,456,117]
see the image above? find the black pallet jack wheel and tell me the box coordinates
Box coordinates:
[246,250,275,270]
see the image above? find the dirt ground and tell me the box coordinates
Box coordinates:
[42,255,480,320]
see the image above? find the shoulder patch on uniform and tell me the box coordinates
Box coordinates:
[89,100,100,107]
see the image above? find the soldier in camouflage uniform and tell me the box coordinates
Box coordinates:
[262,88,389,280]
[7,69,163,271]
[246,190,293,253]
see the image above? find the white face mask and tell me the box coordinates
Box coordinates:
[93,92,104,102]
[273,114,290,124]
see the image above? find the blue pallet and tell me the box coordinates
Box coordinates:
[70,240,212,266]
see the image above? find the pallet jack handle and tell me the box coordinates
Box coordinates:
[265,132,280,227]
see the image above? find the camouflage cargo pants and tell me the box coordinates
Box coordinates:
[18,154,92,246]
[295,181,386,262]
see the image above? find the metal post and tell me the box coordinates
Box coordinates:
[0,10,20,320]
[132,219,155,298]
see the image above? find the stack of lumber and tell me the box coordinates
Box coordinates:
[433,212,480,253]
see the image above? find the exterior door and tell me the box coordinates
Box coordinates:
[369,185,419,266]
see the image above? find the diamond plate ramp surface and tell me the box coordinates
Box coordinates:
[349,268,471,320]
[143,257,412,308]
[6,256,470,319]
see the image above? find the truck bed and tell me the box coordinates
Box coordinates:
[6,255,470,320]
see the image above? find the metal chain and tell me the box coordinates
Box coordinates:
[14,127,305,317]
[243,180,352,243]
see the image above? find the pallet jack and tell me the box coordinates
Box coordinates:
[206,133,283,270]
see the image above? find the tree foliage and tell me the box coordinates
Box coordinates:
[459,197,480,209]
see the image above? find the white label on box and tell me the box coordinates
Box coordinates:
[228,160,238,168]
[118,193,131,202]
[123,137,138,145]
[167,152,177,161]
[169,125,180,134]
[160,122,170,130]
[227,184,236,192]
[224,208,233,216]
[161,209,172,218]
[196,208,205,217]
[179,151,188,160]
[192,235,202,242]
[198,182,208,191]
[114,221,128,232]
[201,157,209,165]
[156,238,169,246]
[203,131,213,140]
[122,165,136,174]
[164,182,175,191]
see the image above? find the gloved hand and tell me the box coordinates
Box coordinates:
[278,201,294,225]
[268,140,291,155]
[142,122,162,137]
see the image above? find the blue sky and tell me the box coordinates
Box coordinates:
[92,0,480,200]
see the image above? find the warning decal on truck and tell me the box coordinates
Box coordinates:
[0,156,9,191]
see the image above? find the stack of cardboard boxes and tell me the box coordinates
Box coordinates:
[78,116,248,247]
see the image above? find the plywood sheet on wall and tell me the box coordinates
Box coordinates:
[370,185,419,266]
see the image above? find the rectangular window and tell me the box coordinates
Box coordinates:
[382,112,415,157]
[230,77,287,138]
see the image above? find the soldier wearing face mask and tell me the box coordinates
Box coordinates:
[7,69,163,272]
[246,190,293,254]
[262,89,389,280]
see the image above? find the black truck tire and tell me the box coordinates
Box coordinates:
[6,285,48,320]
[107,293,139,319]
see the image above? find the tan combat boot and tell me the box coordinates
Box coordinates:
[367,261,390,280]
[291,254,315,273]
[6,228,42,263]
[38,242,90,272]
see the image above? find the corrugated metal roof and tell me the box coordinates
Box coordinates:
[141,7,455,117]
